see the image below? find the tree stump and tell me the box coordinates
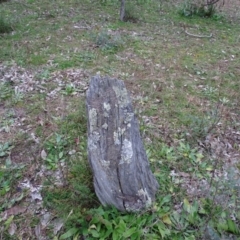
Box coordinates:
[86,75,159,212]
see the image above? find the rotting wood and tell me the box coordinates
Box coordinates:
[86,75,159,212]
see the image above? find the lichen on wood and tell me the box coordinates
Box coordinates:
[86,75,159,212]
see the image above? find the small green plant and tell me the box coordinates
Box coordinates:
[186,115,209,139]
[12,87,24,103]
[183,105,222,141]
[0,82,13,101]
[155,143,176,161]
[0,158,23,204]
[178,141,204,165]
[0,174,11,198]
[203,85,218,100]
[62,84,77,96]
[219,97,229,105]
[60,203,173,240]
[0,118,14,133]
[0,110,16,133]
[43,134,68,170]
[0,142,12,157]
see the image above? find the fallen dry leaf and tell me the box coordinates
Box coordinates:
[1,206,27,220]
[8,222,17,236]
[41,149,47,160]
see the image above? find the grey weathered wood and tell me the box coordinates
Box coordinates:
[86,75,159,212]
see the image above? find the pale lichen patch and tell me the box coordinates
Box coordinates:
[103,102,111,117]
[102,123,108,129]
[113,127,126,145]
[101,159,110,167]
[88,131,100,150]
[114,132,120,145]
[88,132,100,150]
[120,139,133,164]
[103,112,109,117]
[89,108,97,132]
[118,127,125,134]
[88,138,97,150]
[92,131,100,142]
[125,199,143,212]
[138,188,152,207]
[124,112,134,124]
[103,102,111,112]
[113,85,129,108]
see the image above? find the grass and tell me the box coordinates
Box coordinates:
[0,0,240,239]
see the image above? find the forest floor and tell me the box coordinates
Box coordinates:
[0,0,240,239]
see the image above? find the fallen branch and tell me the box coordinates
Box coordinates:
[185,30,213,38]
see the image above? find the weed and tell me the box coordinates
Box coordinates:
[219,97,229,105]
[43,134,68,170]
[0,118,14,133]
[0,158,24,209]
[60,205,171,239]
[0,82,24,104]
[0,142,12,157]
[0,82,13,101]
[178,141,203,165]
[0,110,15,133]
[185,115,210,139]
[202,85,218,100]
[61,84,77,96]
[12,86,24,103]
[182,105,222,141]
[155,143,176,161]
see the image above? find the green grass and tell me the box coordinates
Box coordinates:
[0,0,240,239]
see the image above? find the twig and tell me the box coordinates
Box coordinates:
[185,30,213,38]
[203,0,221,6]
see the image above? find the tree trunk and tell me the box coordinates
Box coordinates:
[120,0,125,21]
[86,75,159,212]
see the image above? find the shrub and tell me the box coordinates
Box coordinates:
[123,2,139,22]
[91,30,123,52]
[0,16,12,34]
[178,0,222,18]
[0,0,10,3]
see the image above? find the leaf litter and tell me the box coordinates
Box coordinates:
[0,2,240,233]
[0,61,89,239]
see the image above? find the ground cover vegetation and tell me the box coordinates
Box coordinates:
[0,0,240,239]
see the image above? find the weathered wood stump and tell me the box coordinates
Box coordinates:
[86,75,159,212]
